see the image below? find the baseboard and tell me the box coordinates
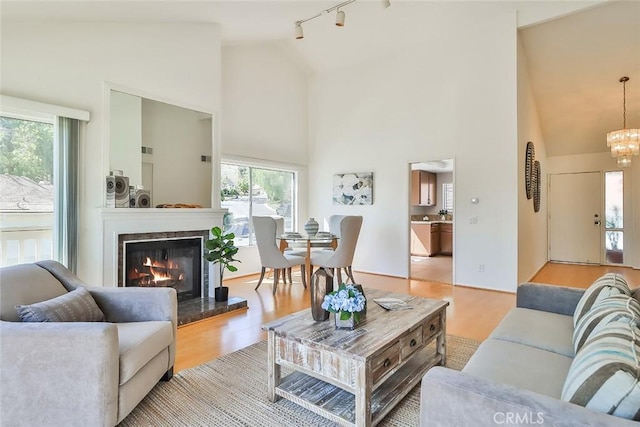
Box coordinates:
[454,282,516,295]
[527,261,549,282]
[351,269,406,279]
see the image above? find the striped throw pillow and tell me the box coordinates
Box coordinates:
[573,295,640,353]
[573,273,630,327]
[562,320,640,420]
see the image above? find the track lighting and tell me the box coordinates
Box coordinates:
[336,9,345,27]
[296,0,393,39]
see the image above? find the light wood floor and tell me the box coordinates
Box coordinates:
[530,262,640,289]
[410,255,452,283]
[175,262,640,373]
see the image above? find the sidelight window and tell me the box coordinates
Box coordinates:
[604,171,623,264]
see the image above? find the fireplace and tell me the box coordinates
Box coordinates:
[118,231,210,302]
[124,237,202,301]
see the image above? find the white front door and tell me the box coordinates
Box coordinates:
[548,172,602,264]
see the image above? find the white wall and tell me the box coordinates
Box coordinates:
[546,152,638,270]
[1,22,222,284]
[109,91,142,183]
[142,99,212,207]
[221,42,310,277]
[517,35,549,283]
[221,43,308,166]
[308,12,519,292]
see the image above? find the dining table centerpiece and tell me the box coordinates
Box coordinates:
[321,283,367,329]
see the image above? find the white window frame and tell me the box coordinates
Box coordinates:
[220,155,301,246]
[442,182,454,212]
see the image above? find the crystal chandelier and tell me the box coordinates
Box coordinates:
[606,76,640,167]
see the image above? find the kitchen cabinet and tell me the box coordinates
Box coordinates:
[411,171,436,206]
[440,223,453,255]
[411,223,440,257]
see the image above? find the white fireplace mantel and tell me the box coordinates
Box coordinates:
[101,208,226,287]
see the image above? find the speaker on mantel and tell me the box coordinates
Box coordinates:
[114,176,130,208]
[105,176,115,208]
[136,190,151,208]
[129,188,151,208]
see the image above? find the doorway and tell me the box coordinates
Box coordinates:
[548,172,602,264]
[409,160,454,283]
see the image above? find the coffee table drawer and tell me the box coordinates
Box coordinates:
[423,314,441,342]
[400,326,423,360]
[372,342,400,383]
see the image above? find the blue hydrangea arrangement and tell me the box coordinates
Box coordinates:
[321,284,366,322]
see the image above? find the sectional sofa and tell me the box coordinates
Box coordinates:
[421,276,639,426]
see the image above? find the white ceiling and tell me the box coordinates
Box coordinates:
[2,0,638,158]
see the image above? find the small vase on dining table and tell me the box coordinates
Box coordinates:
[304,217,319,236]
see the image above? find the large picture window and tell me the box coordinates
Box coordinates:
[221,162,296,246]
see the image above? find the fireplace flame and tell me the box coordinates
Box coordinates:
[130,256,184,285]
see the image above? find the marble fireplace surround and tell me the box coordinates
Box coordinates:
[101,208,247,325]
[101,208,225,286]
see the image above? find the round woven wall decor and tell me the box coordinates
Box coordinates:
[533,160,541,213]
[525,141,535,200]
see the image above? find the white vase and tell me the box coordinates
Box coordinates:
[304,218,319,236]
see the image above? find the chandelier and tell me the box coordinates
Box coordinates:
[606,76,640,167]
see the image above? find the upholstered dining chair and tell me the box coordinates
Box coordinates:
[253,216,307,294]
[310,215,363,285]
[270,215,303,284]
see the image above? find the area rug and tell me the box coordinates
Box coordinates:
[119,335,479,426]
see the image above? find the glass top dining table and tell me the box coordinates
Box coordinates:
[278,234,338,287]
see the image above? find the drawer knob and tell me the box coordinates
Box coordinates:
[430,324,436,332]
[383,358,391,368]
[410,339,417,347]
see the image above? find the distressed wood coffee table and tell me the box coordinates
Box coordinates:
[263,288,448,427]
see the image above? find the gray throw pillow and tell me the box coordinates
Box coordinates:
[15,286,105,322]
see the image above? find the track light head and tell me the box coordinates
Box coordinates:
[336,9,345,26]
[382,0,390,8]
[295,23,304,39]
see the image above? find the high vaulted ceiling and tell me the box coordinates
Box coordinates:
[2,1,639,158]
[520,0,640,157]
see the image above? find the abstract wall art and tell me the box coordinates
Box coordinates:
[332,172,373,205]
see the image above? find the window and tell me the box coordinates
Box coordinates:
[604,171,623,264]
[221,162,296,246]
[442,182,454,212]
[0,116,54,266]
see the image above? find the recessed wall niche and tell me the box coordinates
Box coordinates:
[109,90,213,208]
